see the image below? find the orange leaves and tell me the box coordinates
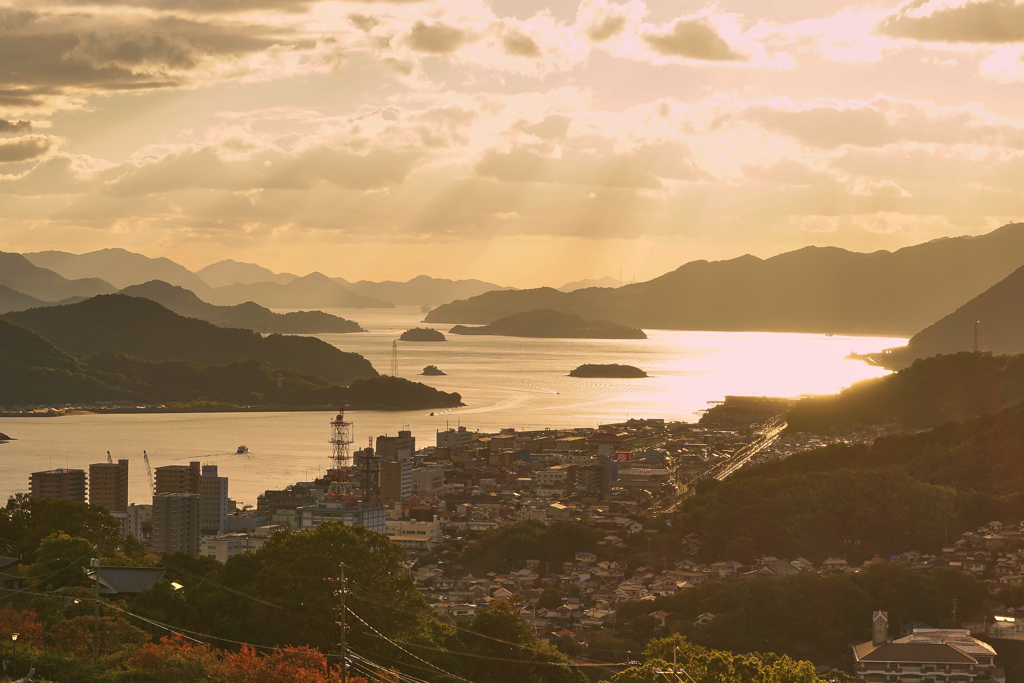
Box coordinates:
[0,605,44,645]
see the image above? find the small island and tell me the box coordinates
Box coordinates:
[449,309,646,339]
[422,365,446,376]
[0,432,10,440]
[399,327,447,342]
[569,364,648,378]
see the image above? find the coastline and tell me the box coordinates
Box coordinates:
[0,402,464,418]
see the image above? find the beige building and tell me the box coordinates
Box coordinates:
[155,461,201,494]
[853,612,1004,683]
[29,468,86,503]
[89,459,129,512]
[385,518,441,552]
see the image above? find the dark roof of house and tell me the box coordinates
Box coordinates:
[855,642,976,664]
[88,566,166,594]
[0,556,21,570]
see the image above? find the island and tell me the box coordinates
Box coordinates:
[568,364,648,378]
[422,365,446,376]
[0,432,10,440]
[400,327,446,342]
[448,309,647,339]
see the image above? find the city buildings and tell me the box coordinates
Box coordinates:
[154,461,201,494]
[295,500,386,534]
[89,459,129,512]
[151,492,201,556]
[199,465,229,535]
[29,468,86,503]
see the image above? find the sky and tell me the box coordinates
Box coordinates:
[0,0,1023,287]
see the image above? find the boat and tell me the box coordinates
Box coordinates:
[236,445,249,454]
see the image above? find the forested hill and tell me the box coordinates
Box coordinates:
[3,294,376,385]
[426,222,1024,335]
[120,280,364,334]
[786,352,1024,431]
[0,319,462,410]
[674,401,1024,563]
[880,264,1024,368]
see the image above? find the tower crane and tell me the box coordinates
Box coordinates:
[143,450,154,495]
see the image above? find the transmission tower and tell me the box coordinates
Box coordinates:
[326,409,355,501]
[390,340,398,376]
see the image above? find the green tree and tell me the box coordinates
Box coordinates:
[28,533,93,590]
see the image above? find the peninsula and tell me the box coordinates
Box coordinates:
[400,327,446,342]
[449,309,646,339]
[568,363,648,378]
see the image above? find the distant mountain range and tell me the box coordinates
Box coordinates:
[2,295,377,385]
[427,223,1024,336]
[119,281,364,334]
[0,251,115,302]
[334,274,511,307]
[878,263,1024,368]
[206,272,394,309]
[557,276,622,292]
[0,284,45,315]
[196,259,298,288]
[449,309,647,339]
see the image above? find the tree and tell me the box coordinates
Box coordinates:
[0,494,119,562]
[46,615,148,657]
[27,533,93,590]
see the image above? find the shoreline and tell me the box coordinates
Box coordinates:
[0,402,464,418]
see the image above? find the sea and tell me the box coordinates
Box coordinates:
[0,307,905,507]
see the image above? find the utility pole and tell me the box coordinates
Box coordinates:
[338,565,347,683]
[92,546,101,664]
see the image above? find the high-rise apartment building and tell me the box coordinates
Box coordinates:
[89,459,129,512]
[375,431,415,460]
[155,461,200,494]
[199,465,229,535]
[151,493,200,555]
[29,469,86,503]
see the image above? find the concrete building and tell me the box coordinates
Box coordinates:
[89,459,129,512]
[155,461,200,494]
[295,501,386,534]
[199,465,229,535]
[200,526,284,562]
[436,426,474,450]
[381,459,412,502]
[29,468,86,503]
[411,466,444,497]
[151,493,201,556]
[385,517,441,552]
[853,612,1004,683]
[126,503,152,542]
[376,430,414,460]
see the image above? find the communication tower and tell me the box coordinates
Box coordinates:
[391,340,398,376]
[326,409,356,501]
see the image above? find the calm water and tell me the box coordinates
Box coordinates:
[0,307,904,506]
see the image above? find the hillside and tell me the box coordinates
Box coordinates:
[196,259,298,287]
[449,309,647,339]
[427,223,1024,335]
[3,295,377,385]
[26,248,211,292]
[209,272,394,309]
[0,319,460,410]
[0,284,44,314]
[0,251,115,302]
[672,400,1024,563]
[786,352,1024,431]
[120,281,363,334]
[558,276,621,292]
[336,274,509,307]
[880,264,1024,368]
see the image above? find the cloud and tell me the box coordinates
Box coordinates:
[55,0,319,14]
[514,115,572,140]
[576,0,646,43]
[0,135,56,163]
[0,119,31,133]
[880,0,1024,43]
[67,31,201,70]
[643,17,745,61]
[407,21,467,54]
[503,31,541,57]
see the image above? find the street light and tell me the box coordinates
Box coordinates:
[11,632,18,677]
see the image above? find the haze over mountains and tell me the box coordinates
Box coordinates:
[427,223,1024,337]
[7,223,1024,342]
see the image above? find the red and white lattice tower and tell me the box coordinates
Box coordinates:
[326,408,355,501]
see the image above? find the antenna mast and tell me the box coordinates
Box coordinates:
[326,409,355,501]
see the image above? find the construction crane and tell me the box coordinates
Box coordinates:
[143,450,154,495]
[106,450,112,464]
